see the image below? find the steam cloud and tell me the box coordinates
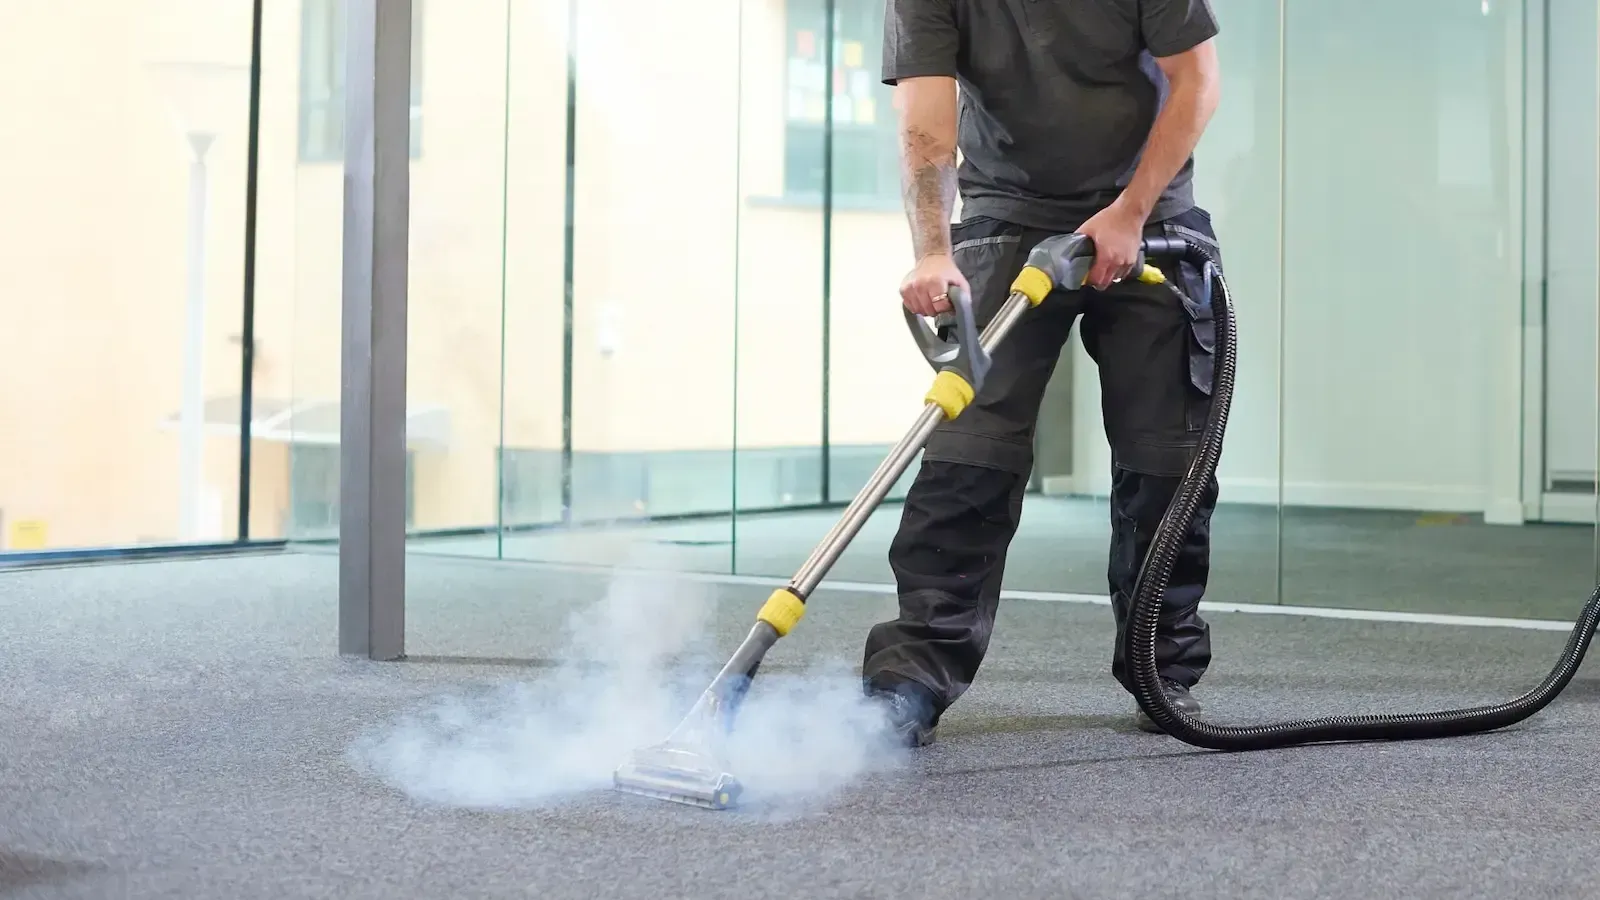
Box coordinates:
[348,559,908,813]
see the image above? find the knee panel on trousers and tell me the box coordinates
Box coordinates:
[889,460,1025,605]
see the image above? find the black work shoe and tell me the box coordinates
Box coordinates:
[1133,678,1202,734]
[866,683,937,748]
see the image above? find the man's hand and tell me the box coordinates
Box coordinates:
[901,253,968,317]
[1076,197,1145,291]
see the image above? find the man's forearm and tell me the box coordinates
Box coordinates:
[1119,68,1220,220]
[901,130,960,260]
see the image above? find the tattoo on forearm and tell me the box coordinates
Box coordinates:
[901,127,958,260]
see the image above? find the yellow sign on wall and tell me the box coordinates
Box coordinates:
[9,519,47,550]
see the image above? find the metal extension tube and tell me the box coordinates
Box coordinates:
[789,290,1035,598]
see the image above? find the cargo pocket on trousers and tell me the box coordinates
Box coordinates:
[1163,223,1219,434]
[950,217,1026,328]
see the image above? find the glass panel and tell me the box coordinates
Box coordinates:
[0,1,254,554]
[818,0,926,577]
[730,0,851,578]
[278,0,348,543]
[242,6,295,543]
[494,0,573,552]
[341,0,568,561]
[1194,0,1287,608]
[493,0,740,571]
[1278,0,1539,616]
[1532,0,1600,611]
[393,1,515,556]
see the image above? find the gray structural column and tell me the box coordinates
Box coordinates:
[339,0,411,660]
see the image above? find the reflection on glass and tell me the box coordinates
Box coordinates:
[1277,0,1569,618]
[0,1,252,552]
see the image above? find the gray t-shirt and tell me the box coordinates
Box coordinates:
[882,0,1220,232]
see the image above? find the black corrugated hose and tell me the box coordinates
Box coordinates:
[1128,236,1600,750]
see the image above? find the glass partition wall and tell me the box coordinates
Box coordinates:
[1520,0,1600,617]
[2,0,1594,629]
[0,1,259,556]
[1277,0,1538,617]
[1275,0,1594,623]
[403,0,1594,624]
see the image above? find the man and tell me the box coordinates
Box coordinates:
[862,0,1226,743]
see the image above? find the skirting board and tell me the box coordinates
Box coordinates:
[1040,474,1488,514]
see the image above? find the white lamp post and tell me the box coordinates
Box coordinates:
[179,129,214,541]
[147,60,248,541]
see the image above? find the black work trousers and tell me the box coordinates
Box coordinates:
[861,205,1225,721]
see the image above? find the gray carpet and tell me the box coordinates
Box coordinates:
[4,552,1600,899]
[411,496,1600,621]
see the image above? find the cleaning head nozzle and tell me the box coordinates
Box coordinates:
[613,744,743,810]
[611,627,774,810]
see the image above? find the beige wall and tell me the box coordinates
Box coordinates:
[0,0,928,549]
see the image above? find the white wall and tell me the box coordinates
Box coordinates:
[1063,0,1534,519]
